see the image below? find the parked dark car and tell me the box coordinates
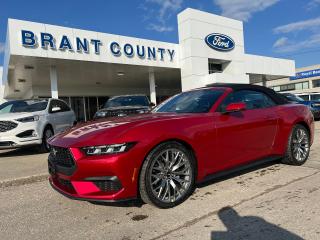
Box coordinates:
[281,93,320,119]
[94,95,155,119]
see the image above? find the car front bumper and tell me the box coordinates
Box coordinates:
[48,146,141,201]
[0,121,43,149]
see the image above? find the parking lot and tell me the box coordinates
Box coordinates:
[0,122,319,240]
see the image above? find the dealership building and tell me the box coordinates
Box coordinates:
[0,8,295,121]
[263,65,320,101]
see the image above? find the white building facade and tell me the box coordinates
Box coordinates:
[1,8,295,120]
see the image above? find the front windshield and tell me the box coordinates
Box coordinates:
[153,89,224,113]
[283,94,304,102]
[104,96,149,108]
[0,100,48,113]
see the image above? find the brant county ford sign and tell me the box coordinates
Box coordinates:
[20,30,176,62]
[205,33,235,52]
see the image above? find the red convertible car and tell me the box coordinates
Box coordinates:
[48,84,314,208]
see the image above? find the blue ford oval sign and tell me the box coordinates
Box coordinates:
[205,33,235,52]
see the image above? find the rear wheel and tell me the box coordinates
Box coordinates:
[139,142,196,208]
[38,127,53,153]
[282,124,310,166]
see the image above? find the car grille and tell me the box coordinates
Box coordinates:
[57,178,75,191]
[49,146,75,168]
[0,141,15,147]
[93,180,122,192]
[0,121,18,132]
[104,109,144,117]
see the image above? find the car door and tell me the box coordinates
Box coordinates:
[213,90,279,171]
[47,100,72,133]
[56,100,75,130]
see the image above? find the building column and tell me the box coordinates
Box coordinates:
[262,75,267,87]
[50,66,58,99]
[149,71,157,104]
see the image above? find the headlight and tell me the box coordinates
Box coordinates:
[137,109,148,114]
[16,115,39,123]
[95,111,106,117]
[82,142,136,156]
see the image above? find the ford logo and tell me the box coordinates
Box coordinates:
[205,33,235,52]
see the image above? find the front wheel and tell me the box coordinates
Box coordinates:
[139,142,196,208]
[38,127,54,153]
[282,124,310,166]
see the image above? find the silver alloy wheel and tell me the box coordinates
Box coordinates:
[149,148,192,203]
[292,128,309,162]
[44,129,53,150]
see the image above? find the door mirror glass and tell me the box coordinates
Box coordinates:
[225,102,246,113]
[51,106,61,113]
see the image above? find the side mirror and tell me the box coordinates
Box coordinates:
[51,106,61,113]
[150,102,156,107]
[225,102,246,113]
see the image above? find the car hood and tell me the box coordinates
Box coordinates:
[0,112,42,121]
[97,106,149,112]
[49,112,193,148]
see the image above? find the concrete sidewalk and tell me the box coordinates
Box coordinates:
[0,148,48,183]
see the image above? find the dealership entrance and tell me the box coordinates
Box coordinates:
[7,56,181,121]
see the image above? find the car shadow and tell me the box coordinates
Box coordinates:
[89,199,145,208]
[211,206,303,239]
[197,160,279,189]
[0,147,43,158]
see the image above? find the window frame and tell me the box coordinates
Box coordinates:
[49,100,71,113]
[216,89,277,112]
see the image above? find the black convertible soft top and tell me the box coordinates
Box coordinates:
[206,83,289,105]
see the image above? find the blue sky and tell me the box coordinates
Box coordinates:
[1,0,320,68]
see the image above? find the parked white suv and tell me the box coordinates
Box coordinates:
[0,99,76,152]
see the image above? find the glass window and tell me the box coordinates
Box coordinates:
[313,79,320,88]
[49,100,70,113]
[295,83,303,90]
[154,89,224,113]
[311,94,320,101]
[299,95,309,101]
[303,82,309,89]
[104,96,150,108]
[219,90,276,111]
[0,100,48,113]
[273,86,280,92]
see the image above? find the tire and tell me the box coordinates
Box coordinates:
[139,141,196,208]
[38,126,54,153]
[281,124,310,166]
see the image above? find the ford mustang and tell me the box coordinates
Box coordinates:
[48,84,314,208]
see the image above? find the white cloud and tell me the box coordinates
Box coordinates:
[307,0,320,9]
[147,24,174,32]
[0,42,5,54]
[213,0,280,22]
[273,37,289,48]
[144,0,183,32]
[273,34,320,53]
[273,17,320,34]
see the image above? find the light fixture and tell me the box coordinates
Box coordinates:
[24,65,34,70]
[117,72,125,76]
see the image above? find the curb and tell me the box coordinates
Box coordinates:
[0,173,49,188]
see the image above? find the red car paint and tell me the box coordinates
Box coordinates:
[48,87,314,202]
